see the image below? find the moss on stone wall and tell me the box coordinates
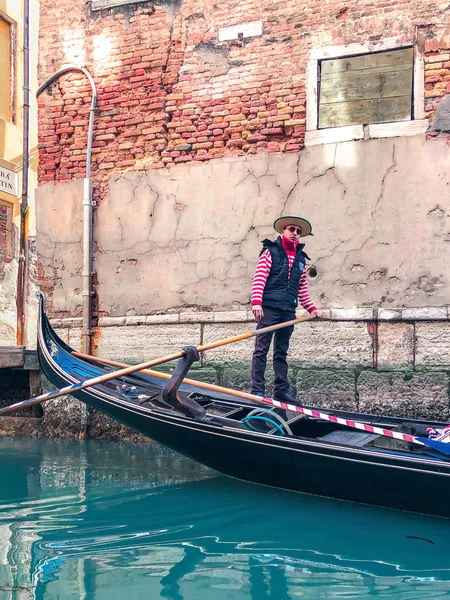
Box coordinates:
[1,362,449,441]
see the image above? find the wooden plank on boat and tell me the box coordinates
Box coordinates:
[319,48,413,128]
[0,346,25,368]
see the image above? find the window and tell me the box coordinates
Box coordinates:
[0,14,15,123]
[306,39,427,146]
[318,48,414,129]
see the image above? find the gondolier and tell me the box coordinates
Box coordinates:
[251,215,323,404]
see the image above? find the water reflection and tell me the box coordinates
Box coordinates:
[0,437,449,599]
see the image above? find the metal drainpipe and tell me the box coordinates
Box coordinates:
[16,0,31,346]
[37,65,97,355]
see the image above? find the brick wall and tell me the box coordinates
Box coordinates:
[38,0,449,195]
[38,0,181,198]
[424,25,450,140]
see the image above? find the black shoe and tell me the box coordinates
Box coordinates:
[274,391,302,406]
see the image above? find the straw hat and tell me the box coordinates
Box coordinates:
[273,216,313,237]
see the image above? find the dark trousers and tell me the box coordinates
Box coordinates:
[251,306,296,397]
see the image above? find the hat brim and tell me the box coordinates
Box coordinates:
[273,216,313,237]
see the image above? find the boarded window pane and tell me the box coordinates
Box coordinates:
[0,18,11,122]
[318,48,413,129]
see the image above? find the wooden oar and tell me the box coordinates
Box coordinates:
[0,315,315,416]
[72,352,450,457]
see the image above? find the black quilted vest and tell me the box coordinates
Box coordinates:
[260,236,309,311]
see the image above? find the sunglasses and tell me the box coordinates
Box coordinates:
[285,226,302,235]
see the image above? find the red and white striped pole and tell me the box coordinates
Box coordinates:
[265,398,427,446]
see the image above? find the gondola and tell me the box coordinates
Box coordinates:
[37,296,450,519]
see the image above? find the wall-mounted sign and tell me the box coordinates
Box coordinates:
[0,166,19,197]
[91,0,149,10]
[218,21,263,42]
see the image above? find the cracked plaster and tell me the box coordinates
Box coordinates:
[36,136,450,317]
[36,180,84,315]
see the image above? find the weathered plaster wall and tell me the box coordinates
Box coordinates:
[36,179,84,317]
[36,135,450,317]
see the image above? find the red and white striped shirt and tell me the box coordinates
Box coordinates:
[251,241,317,313]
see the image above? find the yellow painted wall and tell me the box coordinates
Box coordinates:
[0,0,39,346]
[0,16,10,122]
[0,0,39,217]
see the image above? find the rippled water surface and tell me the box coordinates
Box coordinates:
[0,437,450,599]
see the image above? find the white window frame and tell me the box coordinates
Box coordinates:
[305,38,428,146]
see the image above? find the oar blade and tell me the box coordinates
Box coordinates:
[415,437,450,456]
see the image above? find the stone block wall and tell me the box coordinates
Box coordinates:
[4,307,450,440]
[50,307,450,426]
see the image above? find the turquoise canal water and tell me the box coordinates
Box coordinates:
[0,438,450,599]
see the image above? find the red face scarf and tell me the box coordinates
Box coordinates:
[281,235,298,254]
